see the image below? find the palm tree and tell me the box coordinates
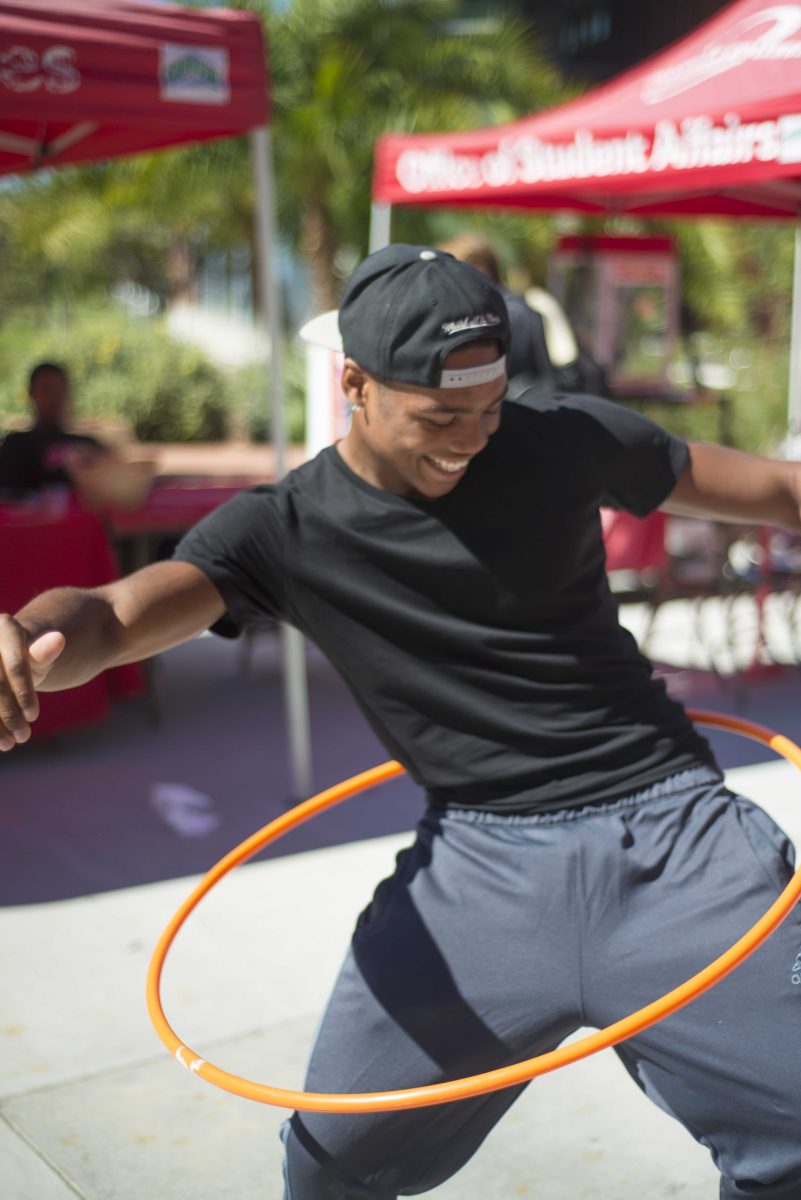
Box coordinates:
[249,0,568,309]
[0,134,256,319]
[0,0,567,318]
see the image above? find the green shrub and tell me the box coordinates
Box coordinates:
[728,340,791,455]
[0,308,231,442]
[631,336,791,455]
[0,305,307,445]
[225,346,306,443]
[0,312,44,421]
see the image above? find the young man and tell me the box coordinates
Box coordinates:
[1,245,800,1199]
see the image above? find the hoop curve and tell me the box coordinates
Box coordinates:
[146,709,801,1112]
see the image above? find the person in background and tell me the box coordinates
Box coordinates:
[0,362,108,496]
[438,231,606,398]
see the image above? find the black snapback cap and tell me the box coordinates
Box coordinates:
[300,244,510,390]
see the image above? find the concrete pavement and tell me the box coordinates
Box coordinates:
[2,604,801,1199]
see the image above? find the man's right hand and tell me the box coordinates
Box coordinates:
[0,561,226,752]
[0,620,65,750]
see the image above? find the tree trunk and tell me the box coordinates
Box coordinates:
[166,238,197,304]
[301,201,341,312]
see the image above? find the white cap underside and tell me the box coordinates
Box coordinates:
[298,310,342,353]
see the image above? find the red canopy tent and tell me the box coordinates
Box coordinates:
[0,0,268,172]
[0,0,312,795]
[0,0,287,458]
[371,0,801,432]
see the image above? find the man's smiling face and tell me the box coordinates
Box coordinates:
[338,341,507,500]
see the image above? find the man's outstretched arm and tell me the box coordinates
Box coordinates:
[0,560,226,751]
[662,442,801,531]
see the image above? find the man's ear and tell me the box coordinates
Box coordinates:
[340,359,368,410]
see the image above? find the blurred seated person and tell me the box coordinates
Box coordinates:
[524,284,606,396]
[438,233,606,399]
[0,362,109,496]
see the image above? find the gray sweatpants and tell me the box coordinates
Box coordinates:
[282,768,801,1199]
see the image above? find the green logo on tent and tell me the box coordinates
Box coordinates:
[160,44,229,106]
[164,56,221,87]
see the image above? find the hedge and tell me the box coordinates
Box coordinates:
[0,307,306,444]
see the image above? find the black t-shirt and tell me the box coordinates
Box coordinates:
[0,428,102,493]
[174,395,715,813]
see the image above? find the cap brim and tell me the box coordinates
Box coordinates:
[298,310,342,353]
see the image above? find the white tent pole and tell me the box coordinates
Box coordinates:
[251,125,287,478]
[369,201,392,252]
[250,125,313,801]
[787,218,801,445]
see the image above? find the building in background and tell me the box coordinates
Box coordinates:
[514,0,729,82]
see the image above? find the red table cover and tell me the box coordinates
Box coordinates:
[0,501,145,740]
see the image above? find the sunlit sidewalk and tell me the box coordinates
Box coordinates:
[3,750,800,1200]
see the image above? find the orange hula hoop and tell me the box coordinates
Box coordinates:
[146,709,801,1113]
